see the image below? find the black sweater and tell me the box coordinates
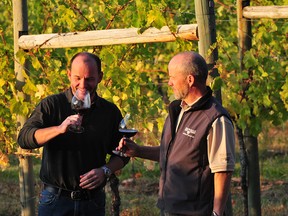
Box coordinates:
[18,88,128,190]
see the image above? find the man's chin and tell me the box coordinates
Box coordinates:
[173,94,181,100]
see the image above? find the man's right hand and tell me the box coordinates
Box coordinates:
[58,114,82,133]
[115,138,140,157]
[34,114,82,146]
[116,138,160,162]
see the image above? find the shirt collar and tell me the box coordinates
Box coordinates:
[180,97,202,111]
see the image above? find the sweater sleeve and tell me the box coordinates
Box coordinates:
[17,102,46,149]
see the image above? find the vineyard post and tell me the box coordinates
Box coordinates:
[195,1,233,215]
[13,0,36,215]
[195,0,221,102]
[237,0,262,216]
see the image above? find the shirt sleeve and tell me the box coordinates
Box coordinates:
[207,116,235,173]
[17,102,45,149]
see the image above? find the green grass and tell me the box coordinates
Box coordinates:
[260,154,288,181]
[232,151,288,182]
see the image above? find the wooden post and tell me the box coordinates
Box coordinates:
[18,24,198,49]
[195,0,221,102]
[13,0,36,215]
[237,1,262,216]
[195,1,232,215]
[243,6,288,19]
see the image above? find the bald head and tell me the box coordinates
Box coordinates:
[168,51,208,85]
[70,52,101,75]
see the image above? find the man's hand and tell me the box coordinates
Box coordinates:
[115,138,140,157]
[116,138,160,162]
[58,114,83,134]
[79,168,105,190]
[34,114,83,145]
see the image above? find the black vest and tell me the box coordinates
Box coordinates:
[157,88,231,215]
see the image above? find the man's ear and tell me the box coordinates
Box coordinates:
[67,69,71,81]
[187,75,194,87]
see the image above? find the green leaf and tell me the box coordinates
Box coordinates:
[243,51,258,68]
[263,95,272,107]
[210,77,223,91]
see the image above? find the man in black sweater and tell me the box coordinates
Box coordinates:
[18,52,129,216]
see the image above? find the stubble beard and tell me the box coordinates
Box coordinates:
[173,86,189,100]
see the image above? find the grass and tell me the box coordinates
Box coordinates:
[230,151,288,216]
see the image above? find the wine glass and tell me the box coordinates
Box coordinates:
[113,113,138,156]
[69,89,91,133]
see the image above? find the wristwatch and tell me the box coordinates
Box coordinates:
[101,166,112,178]
[212,211,219,216]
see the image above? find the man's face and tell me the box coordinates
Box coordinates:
[68,55,103,99]
[167,58,190,100]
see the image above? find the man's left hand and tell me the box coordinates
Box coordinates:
[79,168,105,190]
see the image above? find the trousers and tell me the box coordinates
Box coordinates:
[38,186,106,216]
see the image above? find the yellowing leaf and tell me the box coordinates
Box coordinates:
[147,10,159,26]
[0,151,9,171]
[0,78,5,95]
[147,122,154,132]
[121,93,128,101]
[32,57,42,70]
[35,84,46,99]
[262,72,269,77]
[101,88,112,99]
[113,95,120,103]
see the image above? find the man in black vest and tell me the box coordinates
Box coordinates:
[117,51,235,216]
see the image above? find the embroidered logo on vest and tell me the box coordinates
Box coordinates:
[183,127,196,138]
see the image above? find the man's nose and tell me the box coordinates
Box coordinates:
[79,78,88,88]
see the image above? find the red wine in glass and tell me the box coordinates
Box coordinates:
[113,114,138,156]
[74,107,90,116]
[69,89,91,133]
[119,128,138,138]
